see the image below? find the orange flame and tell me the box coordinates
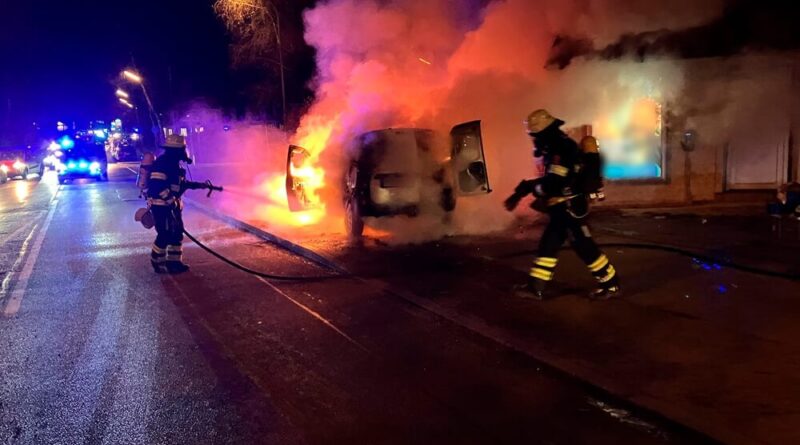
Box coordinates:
[257,116,338,229]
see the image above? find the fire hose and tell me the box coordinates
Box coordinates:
[182,228,349,281]
[594,242,800,281]
[504,243,800,281]
[156,180,347,281]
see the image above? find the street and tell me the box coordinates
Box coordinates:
[0,166,730,445]
[5,1,800,444]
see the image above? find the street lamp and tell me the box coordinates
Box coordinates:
[119,98,134,109]
[122,70,143,84]
[115,89,130,99]
[121,69,162,143]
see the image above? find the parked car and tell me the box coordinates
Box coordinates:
[0,147,45,181]
[56,140,109,183]
[286,120,492,238]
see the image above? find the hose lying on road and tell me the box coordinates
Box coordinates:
[504,242,800,281]
[596,242,800,281]
[183,228,349,281]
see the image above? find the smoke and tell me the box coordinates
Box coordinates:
[281,0,726,243]
[547,0,799,68]
[201,0,736,243]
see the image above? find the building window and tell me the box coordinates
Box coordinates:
[596,98,665,180]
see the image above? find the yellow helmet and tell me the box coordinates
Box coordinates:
[580,136,600,153]
[525,109,563,135]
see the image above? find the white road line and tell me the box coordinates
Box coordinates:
[0,221,39,302]
[255,276,370,353]
[3,199,58,316]
[0,218,37,249]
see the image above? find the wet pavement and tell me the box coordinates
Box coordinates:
[1,164,796,444]
[0,165,709,444]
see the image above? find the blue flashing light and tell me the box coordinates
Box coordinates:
[67,161,77,169]
[59,136,75,149]
[78,161,89,169]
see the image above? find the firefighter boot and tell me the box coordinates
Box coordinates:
[590,275,621,300]
[514,278,550,301]
[166,261,190,274]
[587,255,621,300]
[165,244,190,274]
[150,245,167,274]
[151,260,166,274]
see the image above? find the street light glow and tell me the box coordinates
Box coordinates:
[115,89,130,99]
[122,70,143,83]
[119,98,134,109]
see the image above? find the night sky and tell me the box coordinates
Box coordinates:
[0,0,315,143]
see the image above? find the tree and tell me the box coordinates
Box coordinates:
[214,0,287,125]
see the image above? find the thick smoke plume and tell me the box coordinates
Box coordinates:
[208,0,730,242]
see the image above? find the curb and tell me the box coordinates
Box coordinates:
[184,198,349,276]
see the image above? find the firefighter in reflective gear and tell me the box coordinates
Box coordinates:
[504,109,621,300]
[146,135,208,274]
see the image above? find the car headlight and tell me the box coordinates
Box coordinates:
[13,161,25,170]
[0,165,8,173]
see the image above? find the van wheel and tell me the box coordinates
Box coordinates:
[345,198,364,240]
[21,169,29,180]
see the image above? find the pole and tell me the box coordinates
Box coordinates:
[140,83,162,144]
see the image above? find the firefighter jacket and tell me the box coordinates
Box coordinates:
[146,156,205,207]
[532,134,581,206]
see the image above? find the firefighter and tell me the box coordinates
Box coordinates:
[146,134,210,274]
[504,109,621,300]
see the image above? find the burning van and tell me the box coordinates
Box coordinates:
[286,121,492,238]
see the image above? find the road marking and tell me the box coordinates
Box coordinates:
[0,221,39,305]
[255,276,370,353]
[0,218,37,248]
[3,199,58,316]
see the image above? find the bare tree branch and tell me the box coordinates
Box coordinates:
[213,0,278,68]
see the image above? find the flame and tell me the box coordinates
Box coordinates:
[256,115,338,229]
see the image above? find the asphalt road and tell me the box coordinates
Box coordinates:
[0,165,714,444]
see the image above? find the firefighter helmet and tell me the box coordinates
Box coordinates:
[525,109,564,135]
[161,134,186,149]
[580,136,600,153]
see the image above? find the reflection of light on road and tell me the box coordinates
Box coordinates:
[41,170,61,195]
[14,181,29,203]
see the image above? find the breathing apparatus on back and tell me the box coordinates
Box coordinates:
[137,152,156,197]
[578,135,605,201]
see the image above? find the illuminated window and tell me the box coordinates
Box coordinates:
[595,98,664,180]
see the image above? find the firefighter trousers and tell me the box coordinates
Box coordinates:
[530,200,618,287]
[150,205,185,267]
